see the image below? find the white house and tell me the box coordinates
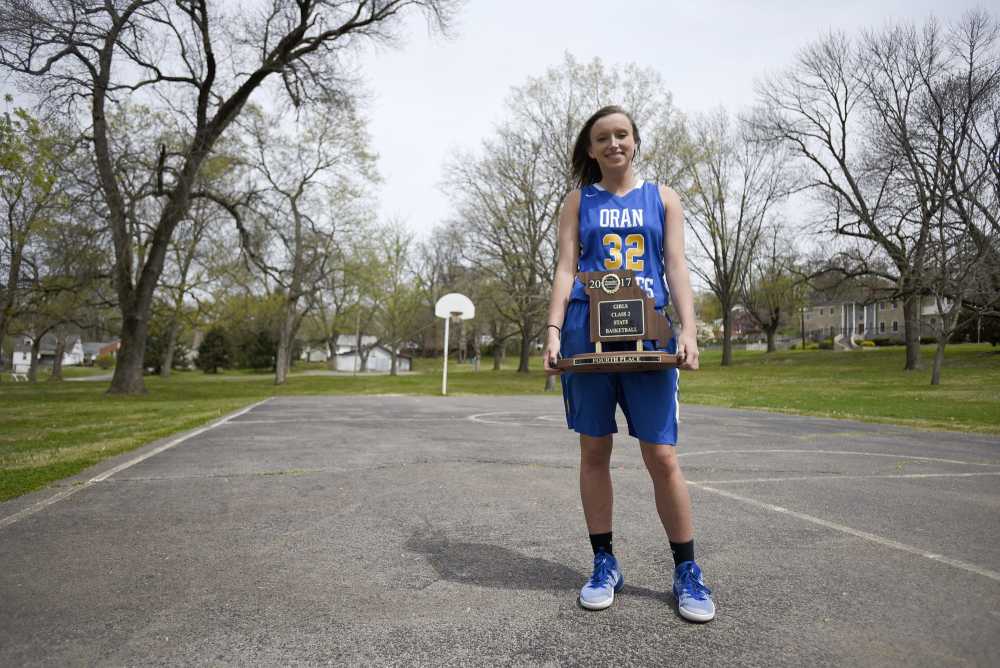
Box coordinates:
[12,335,85,373]
[301,335,411,372]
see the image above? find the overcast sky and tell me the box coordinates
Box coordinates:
[2,1,989,241]
[356,0,989,238]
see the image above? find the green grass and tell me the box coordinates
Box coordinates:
[1,344,998,502]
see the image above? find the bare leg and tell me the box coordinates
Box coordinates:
[579,434,614,533]
[639,441,693,542]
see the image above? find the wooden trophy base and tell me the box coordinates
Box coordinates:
[555,351,681,373]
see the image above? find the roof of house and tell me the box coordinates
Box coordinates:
[83,341,118,355]
[14,334,84,354]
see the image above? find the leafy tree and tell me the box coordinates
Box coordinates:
[0,106,73,375]
[371,223,424,376]
[741,226,807,352]
[0,0,455,394]
[196,327,230,374]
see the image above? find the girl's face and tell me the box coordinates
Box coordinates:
[587,113,636,173]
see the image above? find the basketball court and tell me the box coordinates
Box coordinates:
[1,395,998,665]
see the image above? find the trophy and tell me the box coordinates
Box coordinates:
[555,270,681,373]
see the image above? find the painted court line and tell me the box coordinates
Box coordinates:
[689,481,1000,583]
[231,416,466,426]
[679,449,1000,467]
[692,471,1000,485]
[0,398,271,531]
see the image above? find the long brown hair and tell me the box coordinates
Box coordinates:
[571,105,642,188]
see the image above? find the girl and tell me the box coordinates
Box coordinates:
[542,105,715,622]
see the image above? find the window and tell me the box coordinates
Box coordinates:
[879,321,886,333]
[892,321,899,332]
[892,301,897,310]
[818,308,823,315]
[879,303,885,311]
[857,323,864,334]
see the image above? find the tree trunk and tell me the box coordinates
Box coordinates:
[721,307,733,366]
[544,373,556,391]
[765,327,777,353]
[458,318,466,363]
[109,312,151,394]
[930,339,946,386]
[160,316,181,379]
[27,337,42,383]
[902,294,922,371]
[493,340,503,370]
[390,348,398,376]
[472,322,481,372]
[0,248,23,377]
[517,325,531,373]
[930,304,963,386]
[48,335,66,382]
[800,308,806,350]
[274,301,298,386]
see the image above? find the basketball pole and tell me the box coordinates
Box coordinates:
[442,315,450,396]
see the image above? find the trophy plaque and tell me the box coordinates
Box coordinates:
[555,270,680,373]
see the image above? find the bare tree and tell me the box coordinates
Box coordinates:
[413,224,465,356]
[232,104,375,384]
[446,125,561,373]
[937,10,1000,349]
[679,108,790,365]
[753,12,1000,371]
[448,55,682,383]
[753,31,924,368]
[0,0,455,394]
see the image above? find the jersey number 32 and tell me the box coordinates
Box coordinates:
[603,233,645,271]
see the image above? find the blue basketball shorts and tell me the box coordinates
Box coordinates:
[559,300,680,445]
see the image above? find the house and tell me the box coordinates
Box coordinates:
[714,306,762,340]
[802,295,951,341]
[12,334,85,372]
[82,340,120,365]
[301,335,412,372]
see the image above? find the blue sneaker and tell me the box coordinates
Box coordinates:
[579,549,624,610]
[673,561,715,622]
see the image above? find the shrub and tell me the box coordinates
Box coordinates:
[871,337,898,347]
[919,336,938,345]
[861,340,876,347]
[818,339,833,350]
[95,353,115,369]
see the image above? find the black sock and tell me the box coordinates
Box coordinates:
[589,532,613,555]
[669,539,694,566]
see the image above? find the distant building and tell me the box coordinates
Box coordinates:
[802,295,951,341]
[82,340,120,365]
[300,335,411,372]
[12,334,85,372]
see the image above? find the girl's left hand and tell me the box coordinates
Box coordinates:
[676,333,700,370]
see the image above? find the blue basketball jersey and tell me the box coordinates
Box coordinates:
[569,181,670,309]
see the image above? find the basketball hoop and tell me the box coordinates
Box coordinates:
[435,293,475,396]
